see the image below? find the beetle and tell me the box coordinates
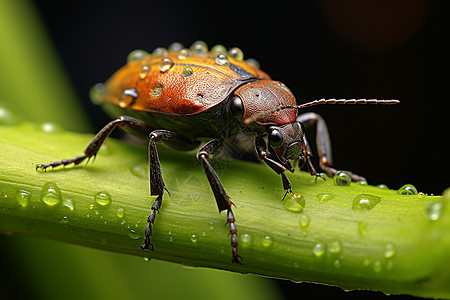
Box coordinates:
[36,41,399,264]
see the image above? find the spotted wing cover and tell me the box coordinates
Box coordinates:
[99,53,270,116]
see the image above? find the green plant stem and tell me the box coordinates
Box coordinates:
[0,123,449,298]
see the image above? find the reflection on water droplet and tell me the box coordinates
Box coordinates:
[299,213,310,228]
[261,236,272,247]
[384,243,396,258]
[352,194,381,210]
[372,260,382,273]
[334,172,351,186]
[127,49,148,62]
[61,216,69,224]
[426,201,443,221]
[41,182,62,206]
[128,229,141,240]
[62,198,74,211]
[417,192,426,199]
[397,184,417,195]
[116,207,124,218]
[16,190,31,207]
[159,57,174,73]
[95,192,111,206]
[41,122,63,133]
[139,65,150,79]
[190,234,198,243]
[129,165,147,178]
[143,257,151,262]
[377,184,389,189]
[316,192,334,202]
[283,194,305,212]
[119,88,138,108]
[312,242,326,258]
[241,233,252,247]
[329,240,342,255]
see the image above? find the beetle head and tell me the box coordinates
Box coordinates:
[267,121,304,172]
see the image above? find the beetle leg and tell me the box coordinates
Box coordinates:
[297,112,366,182]
[142,129,200,251]
[255,136,294,199]
[36,116,153,171]
[197,139,242,264]
[301,136,325,182]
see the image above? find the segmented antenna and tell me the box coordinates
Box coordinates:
[243,98,400,124]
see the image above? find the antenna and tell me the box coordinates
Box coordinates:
[243,98,399,124]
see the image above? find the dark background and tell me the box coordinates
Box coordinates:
[30,0,449,299]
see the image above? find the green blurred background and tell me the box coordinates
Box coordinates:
[0,0,447,299]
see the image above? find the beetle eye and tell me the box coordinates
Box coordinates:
[230,96,244,116]
[268,128,283,148]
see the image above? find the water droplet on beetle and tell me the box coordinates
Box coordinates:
[211,44,227,55]
[190,40,208,55]
[168,42,184,53]
[215,54,230,66]
[119,88,138,108]
[95,192,111,206]
[181,66,193,77]
[41,182,62,206]
[139,65,150,79]
[16,190,31,207]
[241,233,252,247]
[426,201,443,221]
[352,194,381,210]
[159,57,174,73]
[152,47,168,58]
[397,184,418,195]
[261,236,272,247]
[228,47,244,61]
[178,48,191,59]
[246,58,260,69]
[127,49,149,62]
[312,242,326,258]
[334,171,351,186]
[316,192,334,202]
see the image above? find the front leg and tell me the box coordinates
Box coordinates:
[255,136,293,200]
[196,139,241,264]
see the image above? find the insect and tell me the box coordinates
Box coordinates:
[36,41,399,264]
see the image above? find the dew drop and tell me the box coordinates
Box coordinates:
[299,213,310,228]
[115,207,124,218]
[261,236,272,247]
[128,229,141,240]
[127,49,149,62]
[384,243,396,258]
[228,47,244,61]
[16,190,31,207]
[95,192,111,206]
[334,171,351,186]
[129,165,147,178]
[215,54,230,66]
[159,57,174,73]
[333,259,341,269]
[89,83,105,105]
[41,122,63,133]
[246,58,260,69]
[139,65,150,79]
[62,198,74,211]
[417,192,426,199]
[209,221,215,231]
[118,88,138,108]
[352,194,381,210]
[329,240,342,255]
[41,182,62,206]
[178,48,191,60]
[0,103,20,125]
[61,216,69,224]
[377,184,389,189]
[168,42,184,53]
[190,40,208,55]
[181,66,194,77]
[312,242,326,258]
[143,257,151,262]
[426,201,443,221]
[397,184,418,195]
[211,44,227,55]
[152,47,168,58]
[372,260,382,273]
[316,192,334,202]
[240,233,252,247]
[190,234,198,243]
[283,194,305,212]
